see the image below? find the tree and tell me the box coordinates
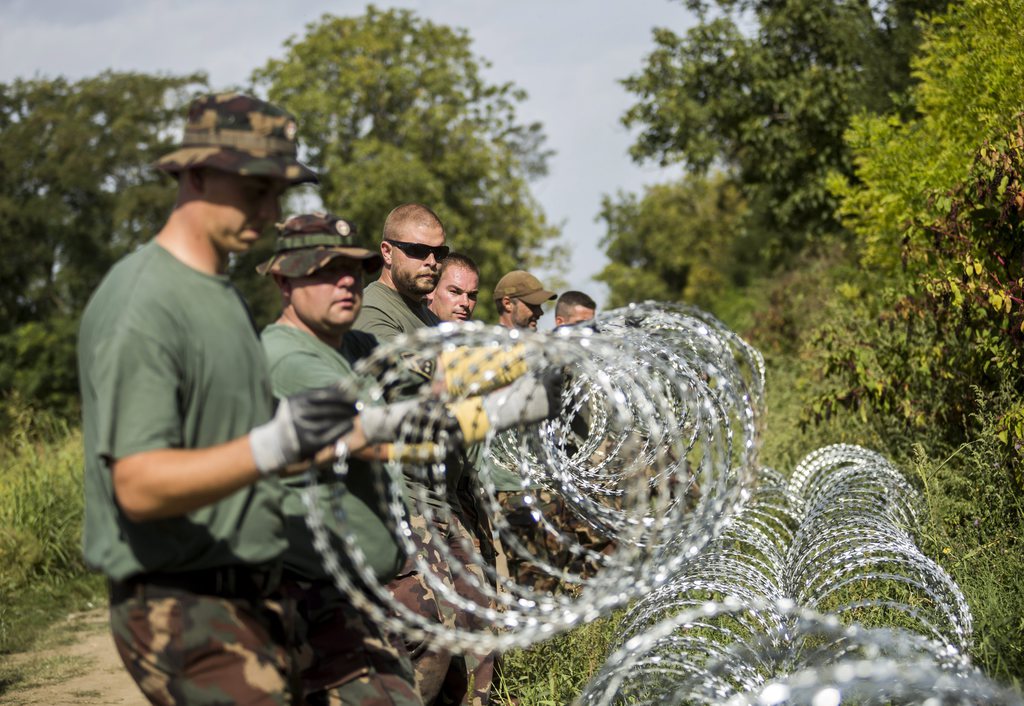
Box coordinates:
[620,0,949,267]
[0,71,205,418]
[249,6,561,321]
[596,174,747,311]
[811,0,1024,446]
[834,0,1024,271]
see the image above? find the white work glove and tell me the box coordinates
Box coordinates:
[359,367,563,451]
[359,398,429,446]
[481,367,564,431]
[450,367,565,444]
[249,385,359,475]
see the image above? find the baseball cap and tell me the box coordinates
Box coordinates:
[494,270,557,306]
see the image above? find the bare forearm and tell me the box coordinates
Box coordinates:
[112,438,260,521]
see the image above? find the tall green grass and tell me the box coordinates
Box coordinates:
[0,401,103,655]
[753,307,1024,689]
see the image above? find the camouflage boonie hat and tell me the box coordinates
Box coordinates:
[257,212,383,277]
[154,92,318,185]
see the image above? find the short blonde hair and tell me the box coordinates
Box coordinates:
[382,203,444,242]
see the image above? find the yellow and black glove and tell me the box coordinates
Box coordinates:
[437,343,529,397]
[359,367,565,460]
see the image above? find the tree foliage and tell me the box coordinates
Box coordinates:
[810,0,1024,467]
[620,0,948,266]
[251,6,561,320]
[595,174,747,311]
[0,72,204,420]
[833,0,1024,270]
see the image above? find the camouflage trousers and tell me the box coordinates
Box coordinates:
[110,578,421,706]
[387,512,496,706]
[281,577,421,706]
[494,489,612,594]
[110,582,297,706]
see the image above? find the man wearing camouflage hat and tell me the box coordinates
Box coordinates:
[261,215,562,705]
[259,212,422,705]
[78,92,360,705]
[494,270,557,330]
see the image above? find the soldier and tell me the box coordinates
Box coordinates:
[258,213,422,705]
[494,270,556,330]
[427,252,480,323]
[354,206,497,705]
[554,290,597,327]
[77,93,362,705]
[491,272,610,592]
[354,203,446,341]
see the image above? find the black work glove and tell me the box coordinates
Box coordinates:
[249,385,359,474]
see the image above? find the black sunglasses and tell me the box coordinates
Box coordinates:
[385,239,449,261]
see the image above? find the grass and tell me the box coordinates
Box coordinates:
[752,328,1024,690]
[908,436,1024,687]
[493,612,623,706]
[0,401,105,661]
[0,602,108,704]
[0,652,93,695]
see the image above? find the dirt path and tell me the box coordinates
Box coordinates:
[0,609,145,706]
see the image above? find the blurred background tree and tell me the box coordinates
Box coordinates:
[248,5,563,321]
[609,0,949,294]
[596,174,746,311]
[0,72,204,423]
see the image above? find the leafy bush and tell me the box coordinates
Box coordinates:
[908,398,1024,686]
[811,119,1024,464]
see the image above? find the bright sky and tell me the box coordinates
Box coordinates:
[0,0,692,320]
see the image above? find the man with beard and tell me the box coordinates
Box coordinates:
[353,204,497,705]
[353,203,447,341]
[260,214,558,706]
[494,270,556,330]
[427,252,480,323]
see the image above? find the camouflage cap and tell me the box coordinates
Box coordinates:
[154,92,318,185]
[494,270,557,305]
[257,212,383,277]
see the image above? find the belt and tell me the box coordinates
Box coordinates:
[110,563,282,603]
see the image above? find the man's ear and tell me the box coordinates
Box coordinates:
[501,296,513,314]
[554,316,565,327]
[380,242,393,267]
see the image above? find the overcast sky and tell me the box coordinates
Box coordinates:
[0,0,692,318]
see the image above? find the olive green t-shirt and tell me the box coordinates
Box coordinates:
[261,324,404,583]
[353,281,440,343]
[78,241,283,581]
